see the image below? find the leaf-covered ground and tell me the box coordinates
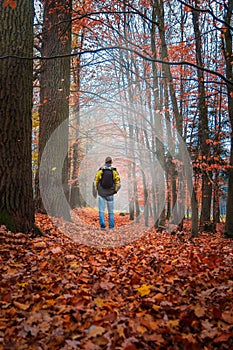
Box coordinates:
[0,209,233,350]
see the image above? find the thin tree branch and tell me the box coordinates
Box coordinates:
[177,0,233,31]
[1,45,232,86]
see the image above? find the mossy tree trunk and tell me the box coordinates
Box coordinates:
[0,1,34,232]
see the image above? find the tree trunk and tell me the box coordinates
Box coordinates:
[225,135,233,238]
[190,190,199,238]
[70,41,85,208]
[153,0,187,230]
[223,0,233,238]
[70,140,84,208]
[36,0,72,221]
[213,173,220,224]
[192,1,212,228]
[133,161,140,222]
[150,1,166,230]
[166,165,171,220]
[0,1,34,232]
[141,169,149,226]
[154,0,182,136]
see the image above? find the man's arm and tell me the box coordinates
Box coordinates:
[113,169,121,192]
[94,169,103,190]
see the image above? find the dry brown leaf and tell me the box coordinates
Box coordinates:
[33,241,47,249]
[213,332,233,343]
[13,301,31,311]
[143,333,164,343]
[221,310,233,324]
[86,325,106,338]
[193,304,205,318]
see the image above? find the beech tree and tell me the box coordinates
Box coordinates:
[0,1,35,232]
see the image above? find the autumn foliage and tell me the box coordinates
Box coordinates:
[1,209,233,349]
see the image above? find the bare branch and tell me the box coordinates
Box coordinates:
[177,0,233,31]
[1,45,232,86]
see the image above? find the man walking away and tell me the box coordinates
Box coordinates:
[93,157,121,230]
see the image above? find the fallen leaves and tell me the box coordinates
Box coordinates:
[136,284,152,297]
[222,310,233,324]
[86,325,106,338]
[94,297,104,308]
[193,304,206,318]
[0,211,233,349]
[13,300,31,311]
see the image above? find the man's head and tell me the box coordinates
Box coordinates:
[105,156,112,164]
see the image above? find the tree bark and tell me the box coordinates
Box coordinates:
[151,1,167,229]
[70,34,85,208]
[190,190,199,237]
[35,0,72,221]
[223,0,233,238]
[213,181,220,224]
[0,1,34,232]
[192,1,212,228]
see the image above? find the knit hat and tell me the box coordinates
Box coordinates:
[105,156,112,163]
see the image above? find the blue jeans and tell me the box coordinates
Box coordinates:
[98,195,114,229]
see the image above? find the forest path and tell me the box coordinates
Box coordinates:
[0,209,233,349]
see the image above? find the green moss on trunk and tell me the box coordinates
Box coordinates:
[0,209,17,232]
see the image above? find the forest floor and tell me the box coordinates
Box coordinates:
[0,208,233,350]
